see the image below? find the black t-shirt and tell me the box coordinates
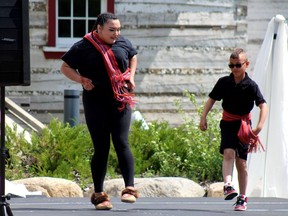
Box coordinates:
[209,73,266,116]
[112,36,137,73]
[61,35,137,86]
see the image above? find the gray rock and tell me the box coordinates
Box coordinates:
[206,182,224,197]
[12,177,83,198]
[85,177,205,198]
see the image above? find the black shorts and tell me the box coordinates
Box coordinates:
[219,120,249,160]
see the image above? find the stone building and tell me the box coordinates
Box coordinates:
[5,0,288,126]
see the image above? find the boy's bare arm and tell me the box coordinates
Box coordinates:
[253,102,268,135]
[200,98,216,131]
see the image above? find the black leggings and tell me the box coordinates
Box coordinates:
[83,88,135,192]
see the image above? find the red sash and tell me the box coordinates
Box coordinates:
[222,110,265,153]
[84,32,135,111]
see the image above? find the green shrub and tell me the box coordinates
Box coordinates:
[5,124,31,179]
[5,119,93,188]
[4,92,222,188]
[128,91,222,182]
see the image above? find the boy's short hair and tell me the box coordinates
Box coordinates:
[230,48,247,60]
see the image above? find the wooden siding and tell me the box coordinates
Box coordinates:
[5,0,287,126]
[247,0,288,72]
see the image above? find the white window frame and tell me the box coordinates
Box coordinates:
[55,0,107,48]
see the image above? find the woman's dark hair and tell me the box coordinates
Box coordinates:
[91,12,118,31]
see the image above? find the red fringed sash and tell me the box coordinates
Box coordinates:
[222,110,265,153]
[84,32,135,111]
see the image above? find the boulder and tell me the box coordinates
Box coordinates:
[207,182,224,197]
[85,177,205,198]
[12,177,83,198]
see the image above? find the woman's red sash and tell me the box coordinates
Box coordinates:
[84,32,135,111]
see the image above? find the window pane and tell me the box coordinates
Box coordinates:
[74,0,85,17]
[89,0,101,17]
[74,20,86,37]
[89,20,96,32]
[59,20,71,37]
[58,0,71,17]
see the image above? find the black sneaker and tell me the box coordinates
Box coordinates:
[234,195,248,211]
[223,184,238,200]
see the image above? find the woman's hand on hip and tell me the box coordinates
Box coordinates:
[80,76,94,91]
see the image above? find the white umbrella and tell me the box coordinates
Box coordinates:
[247,14,288,198]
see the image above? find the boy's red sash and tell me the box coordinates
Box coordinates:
[222,110,265,153]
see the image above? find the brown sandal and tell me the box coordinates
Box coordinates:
[91,192,113,210]
[121,187,139,203]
